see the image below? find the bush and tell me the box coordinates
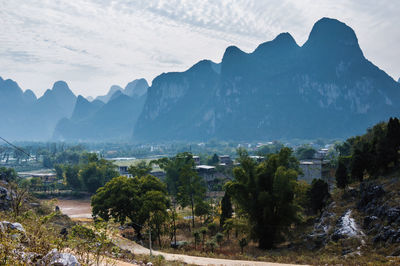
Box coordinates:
[207,222,218,236]
[206,239,218,252]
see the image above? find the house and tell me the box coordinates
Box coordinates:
[196,165,230,191]
[193,156,200,165]
[118,166,132,178]
[250,155,264,163]
[299,159,335,189]
[196,165,216,182]
[299,161,321,183]
[18,172,57,184]
[219,155,232,165]
[315,148,329,159]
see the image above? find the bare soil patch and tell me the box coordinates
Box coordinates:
[57,198,92,219]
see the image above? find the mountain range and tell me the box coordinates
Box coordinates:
[0,79,77,141]
[95,78,148,103]
[0,78,148,141]
[1,17,399,142]
[133,17,400,141]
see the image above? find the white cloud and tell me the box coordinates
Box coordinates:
[0,0,399,97]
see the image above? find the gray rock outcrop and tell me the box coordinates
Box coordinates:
[331,210,364,241]
[0,185,12,211]
[42,249,80,266]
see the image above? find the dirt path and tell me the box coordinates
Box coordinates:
[57,198,92,218]
[113,236,305,266]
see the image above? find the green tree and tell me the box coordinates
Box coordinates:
[220,192,233,228]
[207,222,218,236]
[226,147,300,249]
[385,117,400,169]
[65,165,81,190]
[0,167,17,182]
[207,154,220,166]
[294,180,311,210]
[294,145,316,160]
[200,227,208,249]
[256,142,284,156]
[195,200,211,224]
[350,143,370,182]
[92,175,169,239]
[80,155,118,193]
[335,157,349,189]
[308,179,330,214]
[156,152,192,196]
[177,162,205,229]
[193,230,201,249]
[342,118,400,180]
[128,160,153,177]
[238,238,247,254]
[92,176,139,224]
[206,239,217,252]
[158,153,206,229]
[54,164,64,179]
[215,232,224,249]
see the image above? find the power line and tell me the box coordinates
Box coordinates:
[0,136,32,158]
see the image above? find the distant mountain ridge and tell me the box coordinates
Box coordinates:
[133,17,400,141]
[53,92,146,141]
[0,77,147,141]
[95,78,149,103]
[0,78,77,140]
[52,78,149,141]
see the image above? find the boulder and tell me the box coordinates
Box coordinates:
[42,249,80,266]
[0,186,11,210]
[1,221,25,233]
[18,251,41,264]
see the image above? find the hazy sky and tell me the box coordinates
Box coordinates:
[1,0,399,97]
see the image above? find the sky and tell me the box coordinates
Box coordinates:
[0,0,399,97]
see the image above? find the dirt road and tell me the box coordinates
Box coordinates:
[113,236,304,266]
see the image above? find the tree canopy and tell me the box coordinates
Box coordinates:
[335,117,400,184]
[0,167,17,182]
[226,147,301,249]
[91,174,169,237]
[156,152,206,228]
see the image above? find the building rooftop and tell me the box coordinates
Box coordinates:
[196,165,216,170]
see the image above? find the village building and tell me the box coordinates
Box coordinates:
[299,159,334,189]
[193,156,200,165]
[118,166,132,178]
[219,155,233,165]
